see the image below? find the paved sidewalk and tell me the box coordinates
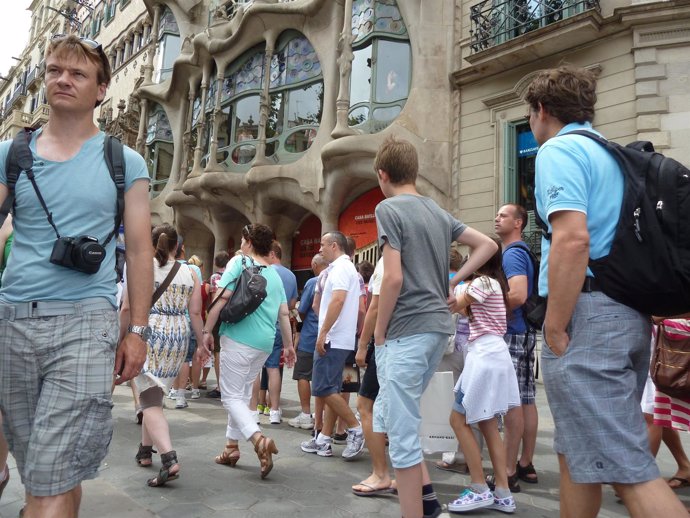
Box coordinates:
[2,370,690,517]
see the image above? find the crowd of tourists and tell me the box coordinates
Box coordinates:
[0,31,688,518]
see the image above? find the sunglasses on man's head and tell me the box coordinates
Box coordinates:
[50,33,109,69]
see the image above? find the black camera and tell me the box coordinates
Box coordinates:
[50,235,106,274]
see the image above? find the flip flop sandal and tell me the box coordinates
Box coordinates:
[668,476,690,490]
[147,450,179,487]
[352,482,396,497]
[516,462,539,484]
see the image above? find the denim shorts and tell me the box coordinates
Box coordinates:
[373,332,447,469]
[312,346,351,397]
[541,291,659,484]
[264,334,282,368]
[0,302,118,496]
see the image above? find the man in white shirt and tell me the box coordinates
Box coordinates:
[301,231,364,460]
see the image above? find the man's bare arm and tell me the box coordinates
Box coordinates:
[374,244,402,346]
[544,210,589,355]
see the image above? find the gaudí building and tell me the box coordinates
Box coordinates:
[1,0,689,281]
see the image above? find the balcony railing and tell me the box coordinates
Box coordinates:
[9,85,27,110]
[469,0,600,54]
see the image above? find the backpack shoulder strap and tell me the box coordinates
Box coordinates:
[103,135,125,246]
[0,129,34,228]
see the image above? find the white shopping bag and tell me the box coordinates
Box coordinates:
[419,370,457,453]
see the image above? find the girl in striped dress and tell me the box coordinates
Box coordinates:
[447,239,521,514]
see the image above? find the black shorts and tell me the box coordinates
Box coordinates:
[292,350,314,381]
[358,343,379,401]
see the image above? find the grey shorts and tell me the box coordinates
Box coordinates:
[504,331,536,405]
[292,349,314,381]
[541,291,658,484]
[0,300,118,496]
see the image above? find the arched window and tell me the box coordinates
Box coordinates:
[266,31,323,161]
[217,47,265,169]
[154,7,181,83]
[146,104,174,197]
[349,0,411,133]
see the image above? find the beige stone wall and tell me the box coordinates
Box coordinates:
[453,0,690,236]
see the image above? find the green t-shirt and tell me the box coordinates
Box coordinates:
[218,255,287,353]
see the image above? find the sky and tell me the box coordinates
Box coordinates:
[0,3,33,78]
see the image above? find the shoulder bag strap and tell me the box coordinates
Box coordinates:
[151,261,181,308]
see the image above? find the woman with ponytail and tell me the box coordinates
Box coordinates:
[119,223,208,488]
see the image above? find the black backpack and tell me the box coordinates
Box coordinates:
[537,130,690,316]
[503,242,545,330]
[0,129,125,243]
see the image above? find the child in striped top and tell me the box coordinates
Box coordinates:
[447,238,521,514]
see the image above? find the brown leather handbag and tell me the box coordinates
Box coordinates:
[650,323,690,399]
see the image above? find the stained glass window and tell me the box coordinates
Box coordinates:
[352,0,407,45]
[234,51,264,95]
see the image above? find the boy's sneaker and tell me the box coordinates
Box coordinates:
[269,409,282,424]
[447,488,494,512]
[288,412,314,430]
[300,437,333,457]
[263,406,271,416]
[490,494,516,514]
[190,389,201,400]
[257,404,266,414]
[342,429,365,460]
[332,432,348,444]
[175,395,188,409]
[167,388,178,400]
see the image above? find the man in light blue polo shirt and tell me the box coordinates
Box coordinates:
[527,65,685,517]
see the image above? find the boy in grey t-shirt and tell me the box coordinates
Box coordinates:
[372,136,498,518]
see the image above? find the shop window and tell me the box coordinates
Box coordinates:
[349,0,411,133]
[504,120,540,252]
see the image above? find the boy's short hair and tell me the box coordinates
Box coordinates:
[449,248,462,271]
[524,65,597,124]
[270,240,283,260]
[374,136,418,185]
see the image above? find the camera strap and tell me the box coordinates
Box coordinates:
[0,130,126,244]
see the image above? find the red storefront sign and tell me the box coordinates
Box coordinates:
[291,214,322,270]
[338,188,384,250]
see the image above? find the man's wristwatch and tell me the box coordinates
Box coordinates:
[128,325,152,342]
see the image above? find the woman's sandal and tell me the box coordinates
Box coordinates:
[135,443,156,467]
[147,450,179,487]
[215,444,241,467]
[254,434,278,479]
[516,462,539,484]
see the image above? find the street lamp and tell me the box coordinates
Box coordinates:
[46,5,81,32]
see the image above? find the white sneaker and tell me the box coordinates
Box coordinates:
[175,395,188,409]
[288,412,314,430]
[300,436,333,457]
[190,389,201,399]
[251,410,260,424]
[342,428,365,460]
[269,409,282,424]
[167,388,178,400]
[448,488,494,512]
